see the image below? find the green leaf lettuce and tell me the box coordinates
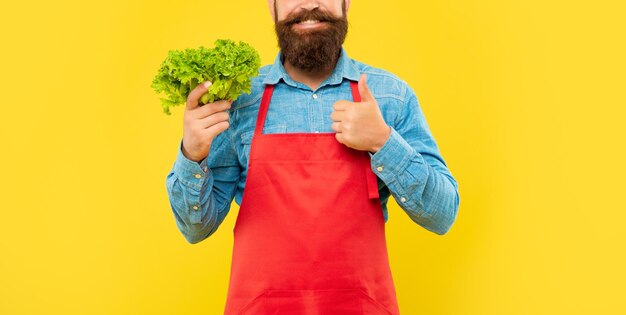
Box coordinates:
[150,39,261,115]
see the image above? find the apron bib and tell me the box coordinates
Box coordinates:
[224,82,400,315]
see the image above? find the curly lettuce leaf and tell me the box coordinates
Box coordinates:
[151,39,261,115]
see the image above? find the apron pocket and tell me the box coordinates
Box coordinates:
[237,288,393,315]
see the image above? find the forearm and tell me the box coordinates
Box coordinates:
[165,144,232,244]
[370,128,460,235]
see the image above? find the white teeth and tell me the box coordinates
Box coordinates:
[300,20,320,24]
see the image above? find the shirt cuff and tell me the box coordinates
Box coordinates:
[174,141,209,191]
[369,127,425,183]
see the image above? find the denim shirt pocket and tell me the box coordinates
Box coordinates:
[240,124,288,165]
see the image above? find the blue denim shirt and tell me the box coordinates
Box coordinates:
[166,48,460,243]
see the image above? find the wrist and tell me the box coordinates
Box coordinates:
[369,125,391,153]
[182,145,204,163]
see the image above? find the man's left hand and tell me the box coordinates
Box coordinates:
[331,74,391,153]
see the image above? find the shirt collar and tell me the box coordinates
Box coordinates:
[263,47,361,87]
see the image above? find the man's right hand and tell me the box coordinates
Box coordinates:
[182,81,232,162]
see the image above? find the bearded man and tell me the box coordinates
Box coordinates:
[166,1,460,314]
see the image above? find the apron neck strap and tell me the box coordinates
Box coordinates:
[254,84,275,137]
[349,81,360,102]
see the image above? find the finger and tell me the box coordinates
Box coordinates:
[196,100,232,118]
[330,110,345,122]
[186,81,212,110]
[357,74,374,102]
[198,111,230,129]
[333,100,351,111]
[331,122,342,133]
[203,120,230,139]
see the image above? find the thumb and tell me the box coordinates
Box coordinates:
[186,81,212,110]
[358,73,374,102]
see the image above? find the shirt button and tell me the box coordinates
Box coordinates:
[312,93,318,99]
[194,174,202,179]
[192,205,199,210]
[203,166,208,172]
[400,197,407,203]
[376,166,384,172]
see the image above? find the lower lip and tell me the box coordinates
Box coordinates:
[292,21,328,31]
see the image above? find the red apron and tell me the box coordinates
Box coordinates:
[224,82,400,315]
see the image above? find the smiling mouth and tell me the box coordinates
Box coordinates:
[299,19,321,24]
[292,19,329,30]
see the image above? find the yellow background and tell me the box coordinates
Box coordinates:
[1,0,624,314]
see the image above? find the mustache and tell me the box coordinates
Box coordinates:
[282,8,344,26]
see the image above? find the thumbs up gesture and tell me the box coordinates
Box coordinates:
[331,74,392,153]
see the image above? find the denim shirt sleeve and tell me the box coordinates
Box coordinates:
[369,89,460,235]
[165,127,241,244]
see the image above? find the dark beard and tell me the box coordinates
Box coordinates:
[274,7,348,73]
